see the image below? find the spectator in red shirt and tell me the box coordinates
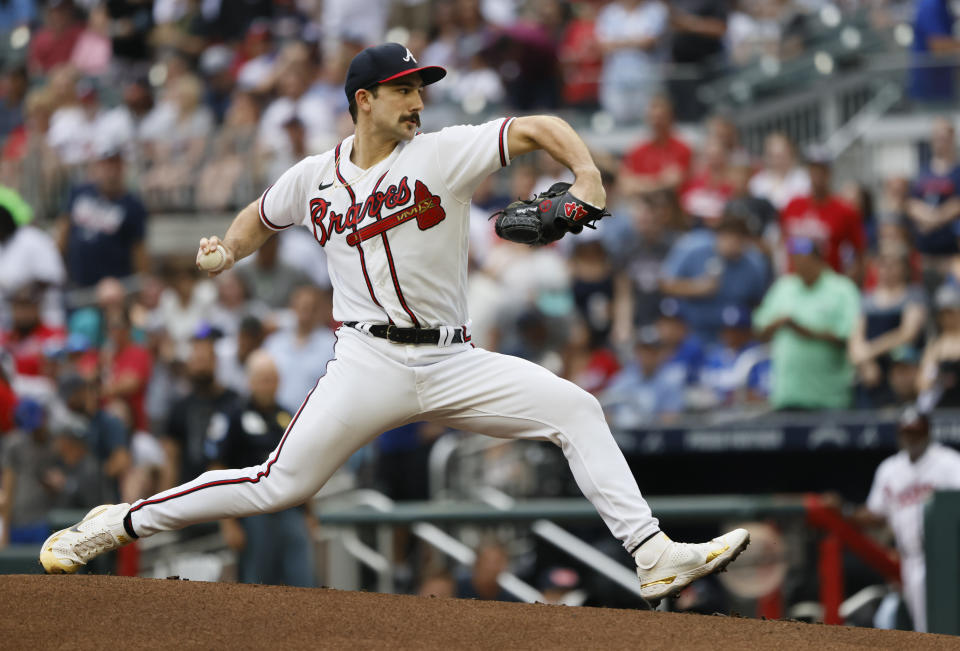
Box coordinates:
[564,317,621,395]
[618,96,692,196]
[558,2,603,108]
[101,309,152,432]
[680,134,734,225]
[28,1,84,75]
[780,147,866,280]
[0,284,65,378]
[0,353,16,433]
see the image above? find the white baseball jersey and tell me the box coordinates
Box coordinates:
[258,117,516,328]
[866,442,960,559]
[125,114,661,577]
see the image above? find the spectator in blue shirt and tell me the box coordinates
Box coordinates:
[600,325,687,428]
[50,373,131,504]
[0,0,35,35]
[697,305,770,407]
[57,145,149,288]
[906,117,960,255]
[263,286,336,413]
[656,297,704,385]
[660,214,769,342]
[910,0,960,103]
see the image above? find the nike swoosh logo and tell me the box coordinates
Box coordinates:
[318,182,333,191]
[69,505,109,533]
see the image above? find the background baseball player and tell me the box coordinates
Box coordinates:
[40,42,748,603]
[851,408,960,631]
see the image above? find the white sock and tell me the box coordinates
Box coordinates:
[634,532,671,569]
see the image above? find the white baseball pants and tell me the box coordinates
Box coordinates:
[128,327,660,551]
[901,554,927,632]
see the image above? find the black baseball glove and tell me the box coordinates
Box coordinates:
[491,182,611,246]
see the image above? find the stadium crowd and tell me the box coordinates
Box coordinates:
[1,0,960,607]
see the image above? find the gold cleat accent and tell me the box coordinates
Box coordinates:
[44,533,63,552]
[705,544,730,563]
[641,575,676,588]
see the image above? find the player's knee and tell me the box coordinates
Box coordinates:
[251,472,301,510]
[260,491,306,514]
[560,382,605,422]
[581,391,605,422]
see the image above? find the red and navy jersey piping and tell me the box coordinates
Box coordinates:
[127,330,343,519]
[128,373,320,514]
[259,184,292,231]
[368,171,421,328]
[498,117,514,168]
[335,142,388,317]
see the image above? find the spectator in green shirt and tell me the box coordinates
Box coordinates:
[753,237,860,409]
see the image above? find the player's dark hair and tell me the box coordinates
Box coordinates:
[348,85,379,124]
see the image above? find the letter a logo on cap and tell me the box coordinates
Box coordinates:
[403,48,416,63]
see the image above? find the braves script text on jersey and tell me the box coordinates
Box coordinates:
[867,442,960,631]
[124,119,662,554]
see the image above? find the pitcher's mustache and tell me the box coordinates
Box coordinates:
[402,114,421,126]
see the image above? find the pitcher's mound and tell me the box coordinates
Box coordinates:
[0,575,954,649]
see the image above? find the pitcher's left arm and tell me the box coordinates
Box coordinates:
[507,116,606,210]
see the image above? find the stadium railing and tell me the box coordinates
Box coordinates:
[0,491,909,625]
[314,490,898,623]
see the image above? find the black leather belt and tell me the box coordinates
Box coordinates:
[343,322,468,345]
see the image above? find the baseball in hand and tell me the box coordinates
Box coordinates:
[197,244,227,272]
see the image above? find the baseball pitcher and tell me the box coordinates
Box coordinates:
[41,43,748,603]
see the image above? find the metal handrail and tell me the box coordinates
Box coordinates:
[315,495,809,526]
[313,488,395,593]
[313,487,543,601]
[474,487,647,601]
[532,522,644,598]
[339,530,392,575]
[428,433,516,499]
[410,521,543,603]
[427,433,462,500]
[825,82,903,158]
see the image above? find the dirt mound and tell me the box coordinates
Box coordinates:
[0,575,955,650]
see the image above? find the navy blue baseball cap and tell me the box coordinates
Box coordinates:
[721,304,752,330]
[14,398,46,431]
[786,236,820,256]
[344,43,446,101]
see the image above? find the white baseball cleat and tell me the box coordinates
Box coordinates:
[634,528,750,603]
[39,503,133,574]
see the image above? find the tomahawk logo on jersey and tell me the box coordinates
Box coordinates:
[258,117,515,329]
[344,181,446,247]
